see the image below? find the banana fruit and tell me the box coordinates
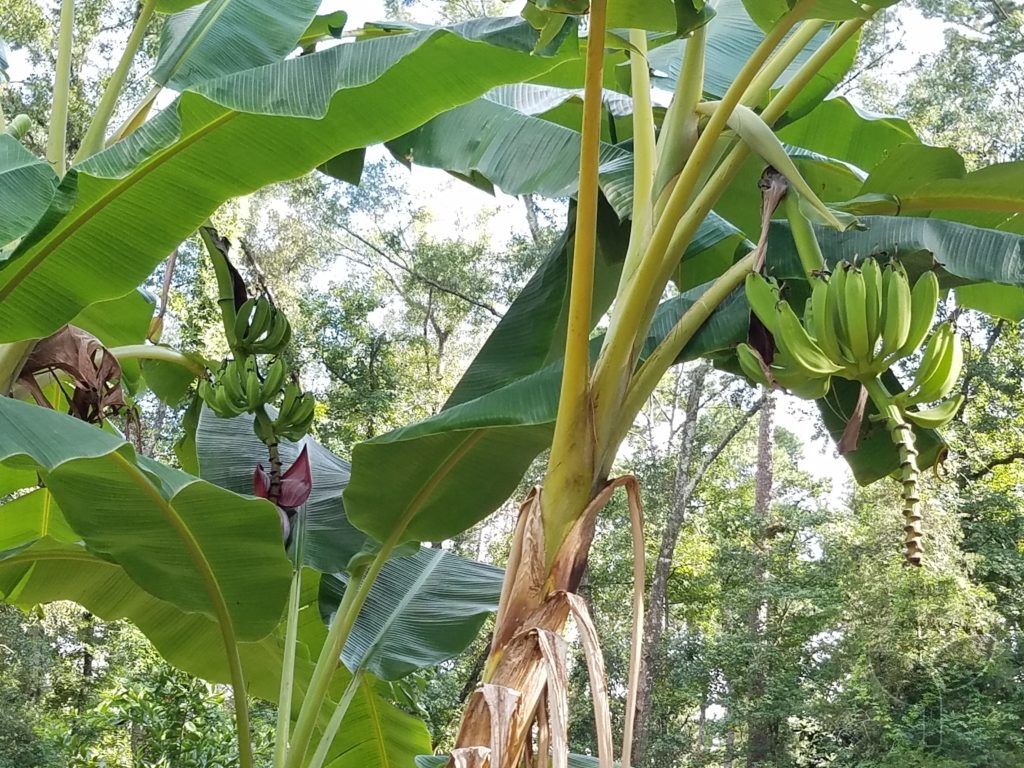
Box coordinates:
[738,257,957,567]
[274,381,316,441]
[234,296,292,356]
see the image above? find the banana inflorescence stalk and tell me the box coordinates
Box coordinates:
[739,246,965,564]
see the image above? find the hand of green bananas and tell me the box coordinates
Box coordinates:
[737,259,964,430]
[199,357,315,441]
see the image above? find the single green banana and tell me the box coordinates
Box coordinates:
[233,298,257,344]
[843,266,871,365]
[773,364,831,400]
[744,273,782,335]
[862,257,883,356]
[901,323,951,404]
[262,358,287,400]
[243,297,273,344]
[828,263,854,364]
[279,381,300,419]
[198,379,216,409]
[736,343,771,388]
[775,301,843,377]
[878,261,912,364]
[244,368,263,410]
[808,277,846,368]
[903,324,963,406]
[896,269,939,359]
[903,394,965,429]
[221,361,248,409]
[251,311,292,355]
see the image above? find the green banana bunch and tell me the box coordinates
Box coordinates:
[742,262,946,384]
[274,381,317,441]
[233,296,292,356]
[740,257,957,567]
[200,356,292,418]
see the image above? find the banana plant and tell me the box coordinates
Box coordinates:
[0,4,579,768]
[330,2,1024,766]
[4,2,1024,768]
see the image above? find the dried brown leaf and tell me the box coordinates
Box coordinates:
[565,592,614,768]
[536,630,569,768]
[482,683,521,768]
[451,747,490,768]
[17,325,124,422]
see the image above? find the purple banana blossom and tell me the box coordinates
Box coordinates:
[253,446,311,546]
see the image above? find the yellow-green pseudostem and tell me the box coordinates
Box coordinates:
[542,0,608,564]
[865,377,924,566]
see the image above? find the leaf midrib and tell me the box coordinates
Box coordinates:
[0,105,239,304]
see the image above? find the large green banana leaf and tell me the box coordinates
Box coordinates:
[0,491,431,768]
[0,19,573,342]
[195,408,368,573]
[0,397,291,640]
[766,216,1024,287]
[648,0,859,119]
[446,197,631,408]
[744,0,899,31]
[72,289,155,349]
[0,134,58,246]
[0,489,288,694]
[388,95,635,218]
[344,273,748,545]
[319,546,503,680]
[776,96,920,171]
[606,0,677,31]
[152,0,319,90]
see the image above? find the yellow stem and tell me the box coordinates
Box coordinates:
[624,28,656,269]
[740,19,826,106]
[593,1,814,459]
[542,0,608,563]
[652,22,707,221]
[606,252,756,466]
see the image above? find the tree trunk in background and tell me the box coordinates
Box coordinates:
[631,362,709,764]
[724,729,736,768]
[745,393,776,767]
[523,194,544,245]
[632,364,763,765]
